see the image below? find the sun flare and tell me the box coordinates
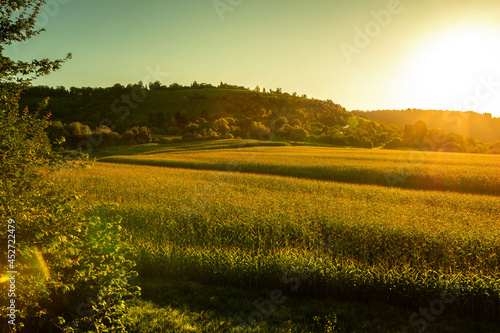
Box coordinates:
[400,26,500,114]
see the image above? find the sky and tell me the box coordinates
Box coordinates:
[5,0,500,117]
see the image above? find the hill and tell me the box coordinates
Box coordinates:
[353,109,500,142]
[21,83,401,149]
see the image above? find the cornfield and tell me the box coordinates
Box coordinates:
[62,145,500,320]
[100,146,500,195]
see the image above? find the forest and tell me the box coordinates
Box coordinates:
[21,84,500,154]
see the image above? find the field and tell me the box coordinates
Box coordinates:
[99,142,500,195]
[62,140,500,332]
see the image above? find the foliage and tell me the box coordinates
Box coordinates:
[120,126,152,145]
[383,138,402,149]
[0,1,139,331]
[0,1,71,85]
[19,84,500,153]
[20,83,402,149]
[62,213,140,333]
[387,120,500,154]
[0,85,142,332]
[354,109,500,143]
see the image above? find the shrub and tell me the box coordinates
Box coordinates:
[359,137,374,149]
[289,126,308,141]
[249,122,271,140]
[136,126,152,144]
[120,129,137,145]
[1,75,139,333]
[383,138,402,149]
[45,121,69,147]
[212,118,230,135]
[120,126,152,145]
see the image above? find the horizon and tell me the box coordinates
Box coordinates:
[24,82,500,119]
[5,0,500,117]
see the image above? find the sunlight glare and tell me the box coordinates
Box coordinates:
[399,26,500,115]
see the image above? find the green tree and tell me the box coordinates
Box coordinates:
[403,124,416,145]
[289,126,308,141]
[383,138,402,149]
[212,118,230,136]
[270,116,288,133]
[249,121,271,139]
[413,120,428,143]
[0,2,71,85]
[1,2,139,331]
[136,126,152,144]
[174,110,189,126]
[45,120,69,147]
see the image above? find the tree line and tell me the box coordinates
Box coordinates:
[22,83,401,150]
[384,120,500,154]
[21,84,500,153]
[353,109,500,143]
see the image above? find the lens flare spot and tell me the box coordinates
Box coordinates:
[32,247,50,281]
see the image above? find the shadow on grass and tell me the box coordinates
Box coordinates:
[125,277,499,333]
[91,139,291,159]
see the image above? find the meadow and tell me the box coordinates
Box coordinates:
[58,141,500,331]
[98,142,500,195]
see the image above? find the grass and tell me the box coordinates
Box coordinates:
[123,278,499,332]
[55,141,500,331]
[60,158,500,325]
[98,144,500,195]
[90,139,290,159]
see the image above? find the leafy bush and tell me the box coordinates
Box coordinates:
[120,126,152,145]
[0,2,140,330]
[383,138,402,149]
[249,122,271,140]
[0,84,140,332]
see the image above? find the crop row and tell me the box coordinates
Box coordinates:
[99,146,500,195]
[61,161,500,320]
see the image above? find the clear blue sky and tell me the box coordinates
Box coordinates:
[5,0,500,117]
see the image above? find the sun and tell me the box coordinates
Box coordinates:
[398,26,500,116]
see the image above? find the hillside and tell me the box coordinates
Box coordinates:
[22,84,500,154]
[353,109,500,142]
[21,83,401,149]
